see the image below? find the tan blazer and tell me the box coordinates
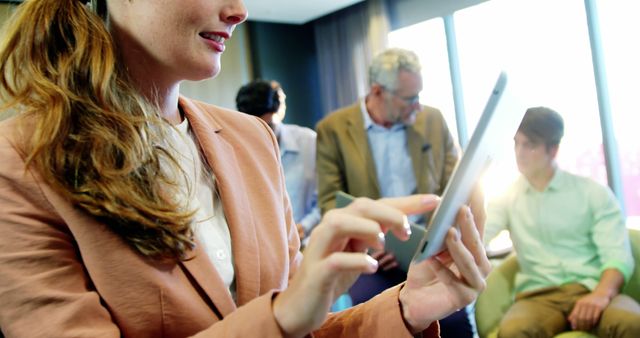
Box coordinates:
[316,101,460,215]
[0,97,438,338]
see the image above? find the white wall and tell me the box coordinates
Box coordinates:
[387,0,490,29]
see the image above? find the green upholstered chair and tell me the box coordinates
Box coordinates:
[475,229,640,338]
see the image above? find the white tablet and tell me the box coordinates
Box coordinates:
[413,71,526,262]
[333,72,526,269]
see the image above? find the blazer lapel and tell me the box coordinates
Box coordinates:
[407,111,430,194]
[36,153,239,319]
[180,97,261,308]
[180,241,237,317]
[346,108,381,195]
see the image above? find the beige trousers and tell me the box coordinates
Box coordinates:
[498,283,640,338]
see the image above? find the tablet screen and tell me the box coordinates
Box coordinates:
[413,71,527,262]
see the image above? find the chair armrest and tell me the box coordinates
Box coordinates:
[623,229,640,300]
[475,255,519,338]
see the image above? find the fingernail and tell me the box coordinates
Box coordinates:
[403,215,411,237]
[366,255,379,271]
[378,232,385,247]
[422,196,440,206]
[452,228,460,242]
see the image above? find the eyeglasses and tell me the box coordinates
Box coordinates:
[384,88,420,106]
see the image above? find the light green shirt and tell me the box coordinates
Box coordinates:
[485,169,634,294]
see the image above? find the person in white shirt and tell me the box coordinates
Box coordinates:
[236,80,321,241]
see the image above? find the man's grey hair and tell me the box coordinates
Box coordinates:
[368,48,422,91]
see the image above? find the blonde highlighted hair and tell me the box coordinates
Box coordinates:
[0,0,196,259]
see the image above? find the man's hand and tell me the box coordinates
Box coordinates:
[567,268,624,331]
[568,291,610,331]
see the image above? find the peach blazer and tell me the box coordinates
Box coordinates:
[0,97,438,338]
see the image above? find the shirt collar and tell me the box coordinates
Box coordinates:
[519,168,565,194]
[273,122,282,140]
[176,115,190,134]
[360,97,374,130]
[359,96,406,132]
[546,168,565,191]
[275,123,299,154]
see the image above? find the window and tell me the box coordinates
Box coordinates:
[388,19,458,142]
[455,0,606,199]
[599,0,640,227]
[388,0,639,223]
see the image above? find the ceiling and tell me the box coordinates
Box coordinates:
[242,0,365,25]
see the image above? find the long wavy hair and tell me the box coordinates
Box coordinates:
[0,0,197,259]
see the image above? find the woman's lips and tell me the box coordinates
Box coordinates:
[199,32,227,52]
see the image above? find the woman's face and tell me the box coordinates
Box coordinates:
[107,0,248,85]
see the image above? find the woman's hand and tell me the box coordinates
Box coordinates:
[273,195,439,338]
[399,206,492,334]
[370,250,399,271]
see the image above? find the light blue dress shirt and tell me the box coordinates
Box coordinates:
[359,99,419,222]
[485,169,634,294]
[276,123,321,235]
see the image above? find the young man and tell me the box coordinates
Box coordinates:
[485,107,640,337]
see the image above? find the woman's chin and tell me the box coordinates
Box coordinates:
[187,66,222,82]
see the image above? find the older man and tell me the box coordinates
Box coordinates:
[316,48,476,337]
